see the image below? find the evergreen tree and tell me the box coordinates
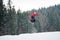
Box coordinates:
[0,0,5,35]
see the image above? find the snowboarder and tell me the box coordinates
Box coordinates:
[29,12,39,23]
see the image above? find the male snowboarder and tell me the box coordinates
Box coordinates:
[29,12,39,23]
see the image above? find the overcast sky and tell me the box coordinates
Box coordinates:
[4,0,60,12]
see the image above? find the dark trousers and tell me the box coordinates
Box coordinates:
[31,16,35,22]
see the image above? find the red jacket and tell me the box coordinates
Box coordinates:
[29,12,39,19]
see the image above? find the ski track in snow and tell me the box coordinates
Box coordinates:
[0,32,60,40]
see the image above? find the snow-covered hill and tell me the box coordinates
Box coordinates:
[0,32,60,40]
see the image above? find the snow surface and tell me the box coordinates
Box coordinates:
[0,32,60,40]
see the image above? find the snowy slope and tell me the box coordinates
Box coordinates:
[0,32,60,40]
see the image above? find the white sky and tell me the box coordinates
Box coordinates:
[0,32,60,40]
[4,0,60,12]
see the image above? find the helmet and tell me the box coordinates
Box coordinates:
[34,12,36,14]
